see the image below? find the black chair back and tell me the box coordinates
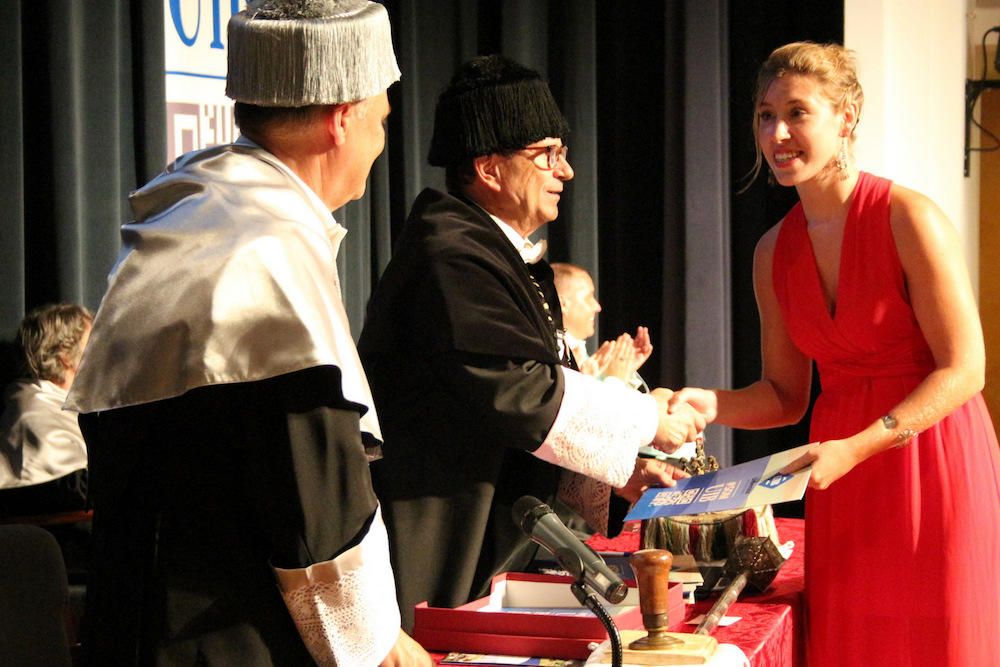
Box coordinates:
[0,524,72,666]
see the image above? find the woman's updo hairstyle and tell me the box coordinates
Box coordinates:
[746,41,864,187]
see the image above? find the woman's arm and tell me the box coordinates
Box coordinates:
[671,223,813,429]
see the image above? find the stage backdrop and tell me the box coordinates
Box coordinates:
[0,0,852,469]
[163,0,239,163]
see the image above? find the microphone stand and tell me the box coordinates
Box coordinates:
[564,554,622,667]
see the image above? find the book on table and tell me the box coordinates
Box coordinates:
[412,572,686,660]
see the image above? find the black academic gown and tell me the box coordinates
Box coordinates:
[77,366,377,666]
[359,189,569,630]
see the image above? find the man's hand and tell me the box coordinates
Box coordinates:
[631,326,653,371]
[582,340,615,376]
[615,457,690,504]
[651,388,706,453]
[601,335,639,380]
[668,387,719,424]
[380,629,433,667]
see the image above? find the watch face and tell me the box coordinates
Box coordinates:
[882,414,898,430]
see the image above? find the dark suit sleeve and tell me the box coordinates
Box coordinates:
[79,365,379,572]
[248,367,380,568]
[76,365,385,663]
[430,353,565,452]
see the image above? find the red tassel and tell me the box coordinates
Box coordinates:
[742,508,759,537]
[689,522,701,556]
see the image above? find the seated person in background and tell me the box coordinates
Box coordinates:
[0,303,92,516]
[554,264,699,466]
[552,262,650,391]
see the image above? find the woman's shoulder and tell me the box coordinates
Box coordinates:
[887,181,951,240]
[755,215,791,258]
[889,181,939,216]
[880,180,960,267]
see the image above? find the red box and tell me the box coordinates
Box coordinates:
[413,572,686,660]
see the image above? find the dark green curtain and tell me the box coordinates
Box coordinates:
[0,0,165,377]
[380,0,692,391]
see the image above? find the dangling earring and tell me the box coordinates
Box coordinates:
[767,169,776,187]
[836,137,849,177]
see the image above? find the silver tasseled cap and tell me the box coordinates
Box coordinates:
[226,0,401,107]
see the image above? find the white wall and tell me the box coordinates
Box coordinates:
[845,0,977,296]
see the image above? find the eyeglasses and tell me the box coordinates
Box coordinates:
[521,144,569,170]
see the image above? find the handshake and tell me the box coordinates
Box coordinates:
[613,387,717,503]
[649,387,715,454]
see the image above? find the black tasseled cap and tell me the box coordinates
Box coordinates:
[427,55,570,167]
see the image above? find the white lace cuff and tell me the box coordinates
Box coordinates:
[274,505,400,667]
[557,469,613,535]
[533,367,658,488]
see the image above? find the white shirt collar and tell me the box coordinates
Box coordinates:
[488,214,548,264]
[235,135,348,255]
[564,331,587,352]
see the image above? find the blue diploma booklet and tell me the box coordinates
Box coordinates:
[625,444,812,521]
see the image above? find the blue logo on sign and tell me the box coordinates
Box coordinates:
[169,0,241,49]
[759,472,792,489]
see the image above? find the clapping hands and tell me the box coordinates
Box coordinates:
[582,327,653,380]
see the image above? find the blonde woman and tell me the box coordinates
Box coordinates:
[672,42,1000,666]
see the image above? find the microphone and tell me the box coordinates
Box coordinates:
[512,495,628,604]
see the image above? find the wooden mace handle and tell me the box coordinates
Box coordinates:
[629,548,673,630]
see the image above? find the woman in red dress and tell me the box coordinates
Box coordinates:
[673,42,1000,666]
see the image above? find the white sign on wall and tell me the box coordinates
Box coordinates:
[163,0,243,163]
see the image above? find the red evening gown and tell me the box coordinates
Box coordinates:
[772,171,1000,666]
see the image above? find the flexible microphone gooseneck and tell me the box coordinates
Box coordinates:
[512,495,628,604]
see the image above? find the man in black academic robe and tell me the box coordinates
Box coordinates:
[359,55,706,630]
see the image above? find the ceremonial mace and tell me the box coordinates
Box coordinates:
[694,536,786,636]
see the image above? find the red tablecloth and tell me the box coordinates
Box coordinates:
[428,518,805,667]
[587,517,805,667]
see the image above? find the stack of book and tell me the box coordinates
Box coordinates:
[412,572,685,660]
[667,554,705,604]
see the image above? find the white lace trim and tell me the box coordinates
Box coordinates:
[557,469,613,535]
[274,506,400,667]
[533,368,657,488]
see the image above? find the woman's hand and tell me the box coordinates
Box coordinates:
[668,387,719,424]
[780,439,862,490]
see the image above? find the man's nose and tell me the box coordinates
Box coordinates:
[555,157,574,181]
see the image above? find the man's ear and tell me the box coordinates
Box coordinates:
[325,103,351,146]
[472,154,503,192]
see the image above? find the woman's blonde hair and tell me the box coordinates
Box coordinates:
[745,41,864,188]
